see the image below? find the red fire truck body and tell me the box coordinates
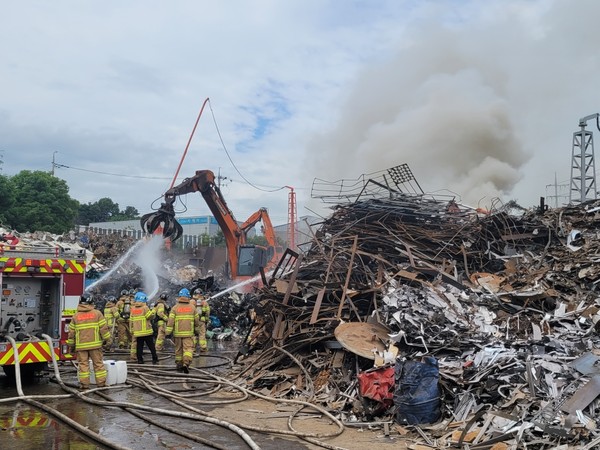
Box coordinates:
[0,244,86,375]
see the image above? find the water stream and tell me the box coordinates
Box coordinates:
[207,269,276,301]
[85,239,145,292]
[133,235,163,300]
[85,236,163,299]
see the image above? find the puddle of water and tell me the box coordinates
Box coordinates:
[0,340,310,449]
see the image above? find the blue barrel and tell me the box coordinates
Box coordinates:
[394,356,441,424]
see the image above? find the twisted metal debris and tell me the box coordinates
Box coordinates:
[233,191,600,449]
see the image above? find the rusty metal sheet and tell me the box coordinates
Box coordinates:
[334,322,390,360]
[561,375,600,414]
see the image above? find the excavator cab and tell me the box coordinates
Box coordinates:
[237,245,271,277]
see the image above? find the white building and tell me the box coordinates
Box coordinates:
[85,215,253,249]
[85,214,322,250]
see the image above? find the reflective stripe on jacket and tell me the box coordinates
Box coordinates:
[154,301,168,325]
[129,302,155,337]
[116,296,129,322]
[67,304,111,350]
[197,299,210,319]
[166,297,200,337]
[103,302,118,327]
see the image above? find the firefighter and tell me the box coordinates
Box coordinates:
[115,289,132,349]
[103,295,118,343]
[166,288,200,373]
[127,289,138,361]
[153,292,170,351]
[130,291,159,364]
[189,290,198,348]
[67,294,112,389]
[193,288,211,352]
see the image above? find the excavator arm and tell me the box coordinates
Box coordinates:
[141,169,282,280]
[141,170,242,276]
[239,208,279,268]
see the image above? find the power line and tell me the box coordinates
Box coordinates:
[54,163,172,180]
[227,177,309,191]
[207,100,285,194]
[53,100,294,193]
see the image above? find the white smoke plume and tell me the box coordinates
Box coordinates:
[306,1,600,208]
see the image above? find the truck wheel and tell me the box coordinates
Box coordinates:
[2,363,47,380]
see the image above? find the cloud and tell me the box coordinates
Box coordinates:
[2,0,600,229]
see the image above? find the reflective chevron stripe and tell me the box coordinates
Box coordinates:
[0,257,85,273]
[0,342,59,365]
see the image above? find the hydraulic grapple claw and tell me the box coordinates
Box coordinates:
[140,203,184,241]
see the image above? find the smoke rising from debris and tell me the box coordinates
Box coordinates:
[306,1,600,208]
[308,31,528,206]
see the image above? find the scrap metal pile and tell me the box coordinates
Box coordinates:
[233,194,600,449]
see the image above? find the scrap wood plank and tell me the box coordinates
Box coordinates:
[272,254,303,342]
[336,235,361,321]
[309,288,326,324]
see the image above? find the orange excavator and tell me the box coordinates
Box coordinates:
[140,170,282,280]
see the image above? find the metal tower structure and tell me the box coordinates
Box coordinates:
[285,186,297,251]
[570,113,599,204]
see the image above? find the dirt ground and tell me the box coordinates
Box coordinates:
[205,392,414,450]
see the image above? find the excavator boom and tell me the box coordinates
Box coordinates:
[141,169,282,279]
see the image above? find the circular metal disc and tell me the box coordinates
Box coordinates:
[334,322,390,360]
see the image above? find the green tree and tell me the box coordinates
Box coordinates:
[112,206,139,221]
[246,234,268,247]
[214,229,226,246]
[77,197,119,224]
[6,170,79,233]
[199,233,210,246]
[77,198,138,224]
[0,174,15,225]
[122,206,139,219]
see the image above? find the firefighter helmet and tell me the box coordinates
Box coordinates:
[107,295,116,303]
[120,289,128,296]
[178,288,190,298]
[159,292,168,300]
[135,292,148,302]
[80,293,94,304]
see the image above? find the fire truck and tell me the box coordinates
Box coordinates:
[0,242,86,377]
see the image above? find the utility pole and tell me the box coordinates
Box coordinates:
[546,172,569,208]
[216,167,228,189]
[0,150,3,174]
[51,151,58,176]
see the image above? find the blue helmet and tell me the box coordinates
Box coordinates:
[135,292,148,302]
[178,288,191,298]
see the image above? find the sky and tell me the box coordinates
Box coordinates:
[2,0,599,228]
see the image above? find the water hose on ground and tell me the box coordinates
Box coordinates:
[129,366,344,440]
[93,390,230,450]
[9,338,345,449]
[50,364,261,450]
[6,335,132,450]
[196,367,345,439]
[6,336,24,397]
[137,373,231,402]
